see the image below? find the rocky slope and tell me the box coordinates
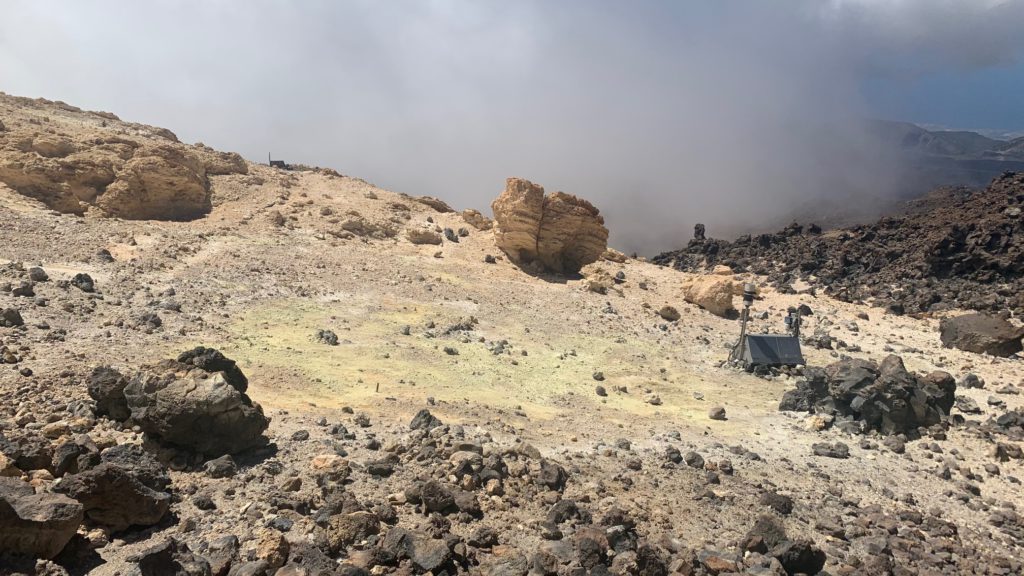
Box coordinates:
[1,96,1024,576]
[654,172,1024,317]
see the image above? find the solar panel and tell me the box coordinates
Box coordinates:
[743,334,805,367]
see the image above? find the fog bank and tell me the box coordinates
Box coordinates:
[2,1,1023,253]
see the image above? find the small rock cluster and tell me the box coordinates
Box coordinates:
[0,346,268,567]
[779,355,956,435]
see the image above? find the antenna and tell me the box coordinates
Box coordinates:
[729,282,757,364]
[785,306,802,339]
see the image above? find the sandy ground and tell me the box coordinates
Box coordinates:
[2,158,1023,573]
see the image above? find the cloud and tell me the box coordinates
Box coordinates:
[819,0,1024,71]
[1,1,1021,254]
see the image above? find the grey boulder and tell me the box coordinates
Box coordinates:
[940,313,1024,357]
[87,365,131,421]
[0,477,83,559]
[123,349,269,456]
[54,462,170,532]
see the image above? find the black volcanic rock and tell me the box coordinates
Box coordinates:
[0,477,83,560]
[780,355,955,435]
[409,409,442,431]
[55,463,170,532]
[123,349,269,455]
[176,346,249,393]
[87,366,131,421]
[0,308,23,327]
[654,172,1024,316]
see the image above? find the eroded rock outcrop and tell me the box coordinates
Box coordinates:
[95,144,211,220]
[406,229,443,245]
[491,178,608,273]
[122,347,269,455]
[0,94,249,220]
[193,143,248,176]
[461,209,493,231]
[414,195,455,213]
[601,248,627,263]
[0,132,211,220]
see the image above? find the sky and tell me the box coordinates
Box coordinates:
[2,0,1023,254]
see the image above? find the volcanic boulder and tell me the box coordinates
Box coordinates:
[939,313,1023,357]
[779,356,955,435]
[491,177,608,274]
[133,538,213,576]
[0,432,53,472]
[410,409,443,431]
[0,477,83,559]
[327,510,381,553]
[100,443,171,491]
[122,348,269,455]
[777,369,829,413]
[176,346,249,392]
[657,305,681,322]
[381,527,453,573]
[54,463,170,532]
[87,365,131,421]
[0,307,23,327]
[772,539,827,575]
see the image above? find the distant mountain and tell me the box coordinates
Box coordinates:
[722,120,1024,242]
[999,136,1024,158]
[867,120,1024,161]
[866,120,1024,200]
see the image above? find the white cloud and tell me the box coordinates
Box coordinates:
[1,1,1021,253]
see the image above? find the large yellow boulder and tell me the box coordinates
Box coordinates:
[491,177,608,273]
[681,275,736,317]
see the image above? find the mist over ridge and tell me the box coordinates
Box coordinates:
[3,0,1024,254]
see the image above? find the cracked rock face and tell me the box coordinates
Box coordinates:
[491,177,608,273]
